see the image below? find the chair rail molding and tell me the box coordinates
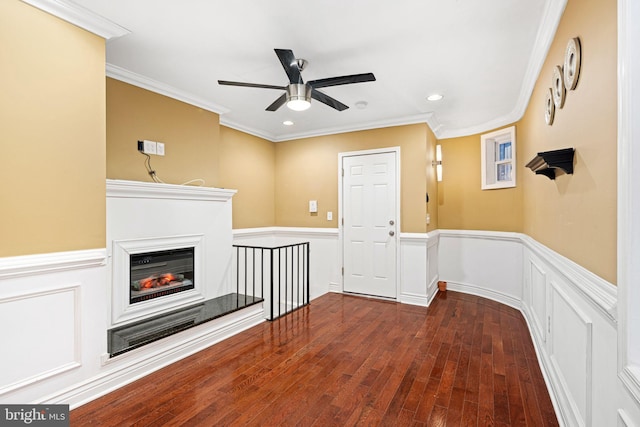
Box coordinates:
[0,249,106,280]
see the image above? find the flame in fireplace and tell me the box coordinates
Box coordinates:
[134,273,183,290]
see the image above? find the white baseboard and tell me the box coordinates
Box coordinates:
[446,280,522,310]
[399,291,429,307]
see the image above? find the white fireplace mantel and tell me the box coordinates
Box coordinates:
[106,179,237,201]
[106,180,236,327]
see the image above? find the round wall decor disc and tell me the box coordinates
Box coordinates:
[545,88,555,125]
[552,65,566,108]
[564,37,581,90]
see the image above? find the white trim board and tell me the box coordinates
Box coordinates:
[617,0,640,410]
[0,249,106,280]
[20,0,129,39]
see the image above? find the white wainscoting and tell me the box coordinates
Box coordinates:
[0,226,621,422]
[0,282,81,396]
[398,232,440,307]
[438,230,523,309]
[0,249,107,404]
[233,228,439,307]
[233,227,340,301]
[0,248,265,407]
[399,233,428,306]
[438,230,619,427]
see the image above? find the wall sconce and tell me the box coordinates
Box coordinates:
[432,144,443,182]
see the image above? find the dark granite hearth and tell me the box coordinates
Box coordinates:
[108,293,263,357]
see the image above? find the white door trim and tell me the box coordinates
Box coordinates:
[618,0,640,406]
[338,147,401,298]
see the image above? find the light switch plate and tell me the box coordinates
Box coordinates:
[327,211,333,221]
[309,200,318,213]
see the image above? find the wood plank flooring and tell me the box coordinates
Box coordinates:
[71,291,558,426]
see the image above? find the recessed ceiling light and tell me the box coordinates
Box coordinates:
[283,120,294,126]
[427,94,444,101]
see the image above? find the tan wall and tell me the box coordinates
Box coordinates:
[426,125,439,232]
[106,78,220,187]
[519,0,617,283]
[219,127,276,228]
[436,130,524,232]
[274,124,429,233]
[0,0,106,257]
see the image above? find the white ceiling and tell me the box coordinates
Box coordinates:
[65,0,566,141]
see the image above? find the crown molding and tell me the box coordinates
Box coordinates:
[271,113,432,142]
[219,119,277,142]
[222,113,432,143]
[20,0,129,40]
[106,64,229,115]
[434,0,568,139]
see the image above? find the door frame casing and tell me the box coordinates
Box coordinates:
[338,147,401,299]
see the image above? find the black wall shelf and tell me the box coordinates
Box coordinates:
[525,148,575,180]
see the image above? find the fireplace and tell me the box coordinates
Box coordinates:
[110,234,206,326]
[130,247,195,304]
[107,179,237,328]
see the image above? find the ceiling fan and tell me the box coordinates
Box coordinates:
[218,48,376,112]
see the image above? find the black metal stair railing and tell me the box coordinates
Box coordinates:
[233,242,310,320]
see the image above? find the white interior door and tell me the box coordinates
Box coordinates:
[342,151,398,298]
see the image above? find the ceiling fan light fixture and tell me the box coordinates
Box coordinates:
[286,84,312,111]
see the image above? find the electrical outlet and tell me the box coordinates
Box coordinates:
[156,142,165,156]
[139,140,157,155]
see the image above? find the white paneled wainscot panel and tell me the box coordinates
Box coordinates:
[0,249,106,404]
[398,232,440,306]
[0,285,80,395]
[399,233,428,306]
[549,283,592,427]
[527,257,548,343]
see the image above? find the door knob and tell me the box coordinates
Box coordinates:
[389,231,395,236]
[389,220,395,225]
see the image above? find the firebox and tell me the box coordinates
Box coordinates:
[130,247,195,304]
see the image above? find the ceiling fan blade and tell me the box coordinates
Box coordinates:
[311,89,349,111]
[308,73,376,89]
[274,49,303,84]
[218,80,286,90]
[266,93,288,111]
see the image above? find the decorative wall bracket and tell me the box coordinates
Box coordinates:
[525,148,575,180]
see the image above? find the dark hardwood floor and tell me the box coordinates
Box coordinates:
[71,291,558,426]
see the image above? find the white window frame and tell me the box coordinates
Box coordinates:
[480,126,516,190]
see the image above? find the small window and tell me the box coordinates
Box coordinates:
[481,126,516,190]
